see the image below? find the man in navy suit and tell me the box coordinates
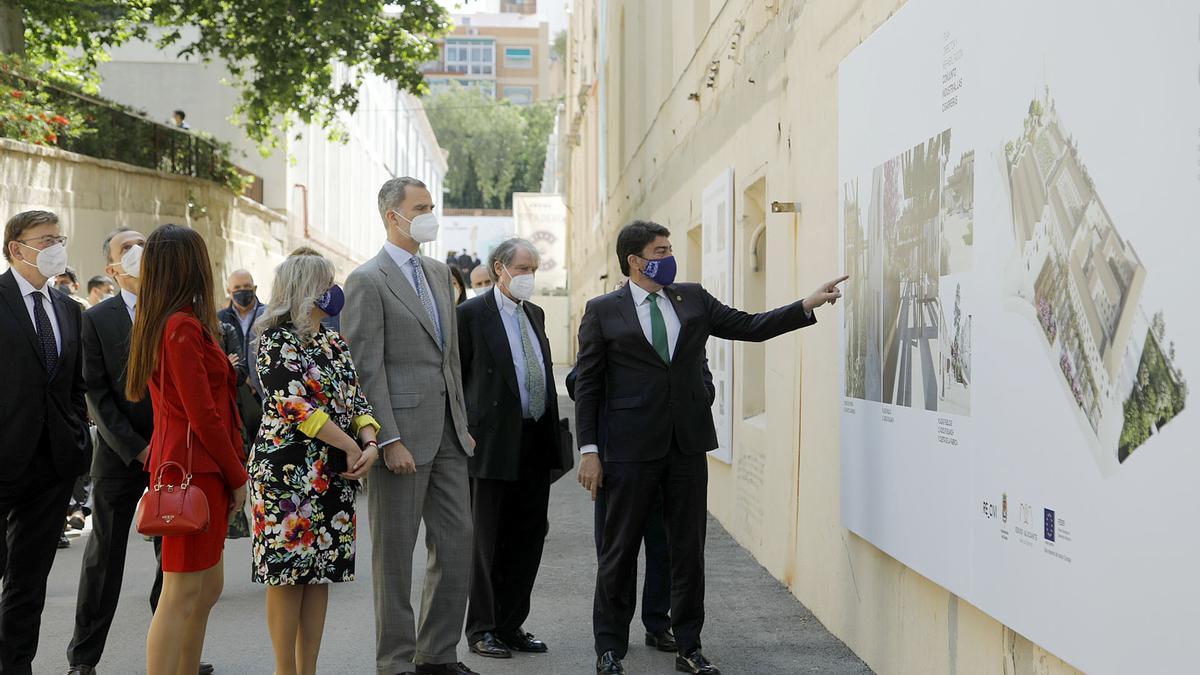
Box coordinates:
[0,210,90,675]
[574,220,846,675]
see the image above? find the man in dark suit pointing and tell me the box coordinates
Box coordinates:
[575,220,846,675]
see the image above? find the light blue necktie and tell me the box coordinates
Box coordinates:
[517,309,546,420]
[409,256,443,349]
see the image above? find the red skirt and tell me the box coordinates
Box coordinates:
[160,473,231,573]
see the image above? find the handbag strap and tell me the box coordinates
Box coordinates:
[182,423,194,488]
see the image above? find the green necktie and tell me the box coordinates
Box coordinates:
[648,293,670,364]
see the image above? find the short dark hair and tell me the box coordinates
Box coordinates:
[4,210,59,262]
[173,109,186,119]
[615,220,670,276]
[57,266,78,284]
[87,275,112,293]
[102,226,135,263]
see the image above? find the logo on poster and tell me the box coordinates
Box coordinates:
[1044,508,1056,543]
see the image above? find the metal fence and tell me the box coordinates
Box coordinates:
[2,71,256,194]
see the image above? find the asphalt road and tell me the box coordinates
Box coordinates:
[32,388,871,675]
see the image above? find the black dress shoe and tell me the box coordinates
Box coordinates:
[469,631,512,658]
[199,663,215,675]
[58,532,71,549]
[596,650,625,674]
[676,648,720,674]
[645,629,677,652]
[65,666,96,675]
[497,628,547,653]
[415,663,479,675]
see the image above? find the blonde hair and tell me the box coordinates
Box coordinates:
[255,255,335,337]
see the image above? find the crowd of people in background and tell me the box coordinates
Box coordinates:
[0,176,845,675]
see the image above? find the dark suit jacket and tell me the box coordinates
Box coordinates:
[0,269,90,479]
[82,294,154,479]
[457,289,568,481]
[218,301,264,440]
[574,282,816,462]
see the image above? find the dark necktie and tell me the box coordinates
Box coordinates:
[648,293,670,364]
[31,292,58,373]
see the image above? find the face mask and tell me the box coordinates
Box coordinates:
[639,255,677,286]
[466,287,480,299]
[232,289,256,307]
[55,282,74,294]
[391,210,439,244]
[18,241,68,278]
[315,284,345,317]
[502,267,536,302]
[120,244,143,278]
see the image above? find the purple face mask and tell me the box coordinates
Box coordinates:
[315,284,345,316]
[640,255,677,286]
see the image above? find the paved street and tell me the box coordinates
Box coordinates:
[33,384,870,674]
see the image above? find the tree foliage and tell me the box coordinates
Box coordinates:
[2,0,449,149]
[425,83,558,210]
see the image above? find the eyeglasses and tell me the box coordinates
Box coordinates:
[17,235,68,248]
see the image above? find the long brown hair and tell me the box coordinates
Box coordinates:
[126,224,221,401]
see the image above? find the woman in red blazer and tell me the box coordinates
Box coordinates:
[126,224,248,675]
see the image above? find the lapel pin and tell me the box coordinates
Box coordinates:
[676,295,682,302]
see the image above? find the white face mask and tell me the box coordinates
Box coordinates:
[502,266,536,302]
[466,287,480,299]
[19,241,68,278]
[120,244,144,278]
[391,210,439,244]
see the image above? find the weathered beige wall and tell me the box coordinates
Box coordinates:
[564,1,1083,674]
[0,139,360,299]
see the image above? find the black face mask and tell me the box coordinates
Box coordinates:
[55,283,74,294]
[232,289,256,307]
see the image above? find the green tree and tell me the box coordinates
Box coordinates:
[425,83,559,209]
[0,0,449,149]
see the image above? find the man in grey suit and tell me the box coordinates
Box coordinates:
[342,177,479,675]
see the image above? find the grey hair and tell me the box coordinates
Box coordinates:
[255,255,335,338]
[487,237,540,282]
[377,177,428,223]
[101,226,134,263]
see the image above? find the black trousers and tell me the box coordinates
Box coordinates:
[0,433,77,675]
[67,473,162,667]
[465,420,552,641]
[594,438,707,658]
[594,482,671,634]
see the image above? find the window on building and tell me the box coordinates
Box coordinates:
[427,78,496,99]
[504,46,534,69]
[503,86,534,105]
[740,177,768,420]
[445,39,495,75]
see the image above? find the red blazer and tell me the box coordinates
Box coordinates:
[148,309,248,488]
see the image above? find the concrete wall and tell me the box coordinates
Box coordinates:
[562,1,1083,674]
[0,138,359,301]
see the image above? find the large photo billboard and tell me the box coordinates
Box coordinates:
[839,2,1199,673]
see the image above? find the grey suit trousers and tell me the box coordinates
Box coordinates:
[369,415,472,674]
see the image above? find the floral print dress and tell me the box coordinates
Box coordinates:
[249,323,378,585]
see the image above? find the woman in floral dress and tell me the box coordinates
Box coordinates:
[249,254,379,675]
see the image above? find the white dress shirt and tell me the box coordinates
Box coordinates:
[121,288,137,323]
[14,270,62,355]
[493,285,547,419]
[628,281,681,359]
[580,283,681,456]
[383,240,442,332]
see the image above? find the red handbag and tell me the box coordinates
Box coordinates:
[136,423,210,536]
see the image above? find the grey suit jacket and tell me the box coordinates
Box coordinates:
[342,247,472,465]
